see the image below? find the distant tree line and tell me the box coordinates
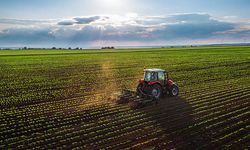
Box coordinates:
[9,47,102,50]
[15,47,86,50]
[52,47,84,50]
[101,46,115,49]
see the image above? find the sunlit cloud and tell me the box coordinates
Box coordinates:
[0,13,250,47]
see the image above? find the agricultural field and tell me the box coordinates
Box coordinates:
[0,46,250,149]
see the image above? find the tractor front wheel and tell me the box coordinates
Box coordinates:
[169,84,179,96]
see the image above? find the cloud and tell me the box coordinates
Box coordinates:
[151,14,235,39]
[57,16,102,26]
[169,13,211,23]
[57,20,75,26]
[0,13,250,47]
[0,27,55,47]
[74,16,101,24]
[0,18,53,25]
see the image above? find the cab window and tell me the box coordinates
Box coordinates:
[151,72,157,81]
[144,71,151,81]
[158,72,165,80]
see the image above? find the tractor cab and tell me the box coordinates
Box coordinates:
[143,68,167,83]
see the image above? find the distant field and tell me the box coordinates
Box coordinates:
[0,46,250,149]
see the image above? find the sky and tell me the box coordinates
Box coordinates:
[0,0,250,48]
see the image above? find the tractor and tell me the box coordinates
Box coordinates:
[115,68,179,108]
[136,68,179,99]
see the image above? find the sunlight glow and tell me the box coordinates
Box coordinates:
[100,0,123,7]
[94,0,127,13]
[103,0,121,6]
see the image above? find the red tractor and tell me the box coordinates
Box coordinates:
[136,68,179,99]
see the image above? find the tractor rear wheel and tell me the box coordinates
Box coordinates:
[169,84,179,96]
[151,84,162,99]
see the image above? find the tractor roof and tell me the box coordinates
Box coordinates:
[144,68,166,72]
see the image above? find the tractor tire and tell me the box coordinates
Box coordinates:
[151,84,162,99]
[169,84,179,97]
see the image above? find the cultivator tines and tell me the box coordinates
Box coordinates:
[115,89,137,104]
[122,89,137,97]
[115,89,157,109]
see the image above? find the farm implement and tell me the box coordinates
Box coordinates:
[115,68,179,108]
